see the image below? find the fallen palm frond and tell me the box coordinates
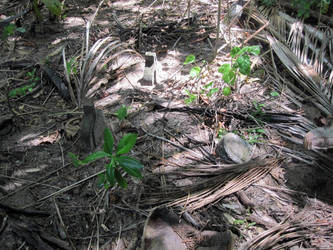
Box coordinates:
[239,209,333,250]
[251,6,333,117]
[246,4,333,176]
[143,158,281,212]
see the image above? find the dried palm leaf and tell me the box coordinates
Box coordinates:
[143,158,281,212]
[253,6,333,116]
[240,210,333,250]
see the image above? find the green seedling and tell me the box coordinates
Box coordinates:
[202,81,219,97]
[115,105,128,121]
[33,0,63,21]
[218,45,260,96]
[233,218,256,229]
[1,23,26,41]
[184,54,201,78]
[246,128,266,144]
[252,100,265,116]
[9,69,40,98]
[184,89,197,105]
[292,0,329,19]
[217,128,228,138]
[270,91,279,97]
[66,57,78,76]
[320,0,330,14]
[69,128,143,189]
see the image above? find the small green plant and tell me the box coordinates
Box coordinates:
[252,100,265,116]
[69,128,143,189]
[1,23,26,40]
[33,0,63,21]
[233,219,256,229]
[217,127,228,138]
[218,45,260,96]
[246,128,266,144]
[184,90,197,104]
[292,0,314,19]
[9,69,40,98]
[292,0,330,19]
[184,54,201,78]
[320,0,330,14]
[183,55,220,104]
[115,105,128,121]
[66,57,78,76]
[201,81,219,97]
[270,91,280,97]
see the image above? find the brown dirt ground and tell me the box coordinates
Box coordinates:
[0,0,332,249]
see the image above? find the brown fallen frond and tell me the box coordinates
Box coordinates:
[240,210,333,250]
[142,158,281,212]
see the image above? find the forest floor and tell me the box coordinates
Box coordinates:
[0,0,332,249]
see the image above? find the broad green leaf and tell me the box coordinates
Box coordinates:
[116,133,137,155]
[236,55,251,75]
[81,151,109,164]
[103,128,114,154]
[218,64,232,74]
[222,69,236,85]
[189,66,201,78]
[184,54,195,65]
[222,86,231,96]
[114,168,127,188]
[68,152,82,167]
[207,88,219,97]
[230,46,241,58]
[115,105,128,121]
[270,91,279,97]
[116,156,143,178]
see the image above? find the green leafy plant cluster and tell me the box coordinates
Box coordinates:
[69,107,143,189]
[115,105,129,121]
[292,0,330,19]
[33,0,63,20]
[233,218,256,228]
[9,69,40,98]
[218,45,260,96]
[184,81,219,105]
[183,55,221,104]
[1,23,26,41]
[182,46,260,104]
[245,128,266,144]
[184,54,201,78]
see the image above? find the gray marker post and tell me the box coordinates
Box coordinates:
[140,52,157,86]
